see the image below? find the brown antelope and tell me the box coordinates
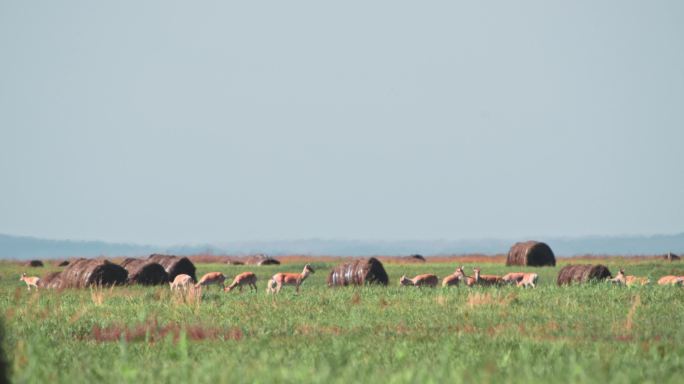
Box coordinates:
[657,275,684,286]
[224,272,258,293]
[472,268,504,286]
[610,269,650,286]
[20,273,40,291]
[169,274,194,291]
[441,273,461,287]
[267,264,315,294]
[516,273,538,288]
[502,272,525,285]
[455,266,477,287]
[399,274,439,288]
[196,272,226,289]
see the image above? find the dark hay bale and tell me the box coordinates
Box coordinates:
[147,254,197,281]
[245,254,281,265]
[26,260,44,267]
[327,257,389,287]
[556,264,612,286]
[506,241,556,267]
[59,258,128,288]
[120,258,169,286]
[38,271,64,289]
[58,260,70,267]
[665,252,681,262]
[228,260,244,265]
[406,254,426,262]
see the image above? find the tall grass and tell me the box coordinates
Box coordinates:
[1,260,683,383]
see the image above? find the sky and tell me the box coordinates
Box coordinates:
[1,1,683,246]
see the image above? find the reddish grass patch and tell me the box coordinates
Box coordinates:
[91,320,243,343]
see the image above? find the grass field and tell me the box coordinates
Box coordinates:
[2,259,684,383]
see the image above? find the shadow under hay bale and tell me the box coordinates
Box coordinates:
[147,254,197,281]
[327,257,389,287]
[556,264,612,286]
[120,258,169,285]
[26,260,44,267]
[59,258,128,288]
[506,241,556,267]
[245,254,281,265]
[39,271,64,289]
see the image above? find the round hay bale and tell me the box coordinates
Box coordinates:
[120,258,169,285]
[59,258,128,288]
[38,271,64,289]
[506,241,556,267]
[26,260,44,267]
[327,257,389,287]
[406,254,426,262]
[57,260,70,267]
[557,264,612,285]
[147,254,197,281]
[245,254,280,265]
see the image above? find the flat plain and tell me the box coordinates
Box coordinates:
[1,258,683,383]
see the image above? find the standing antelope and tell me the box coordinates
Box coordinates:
[657,275,684,286]
[20,273,40,291]
[170,274,194,291]
[502,272,525,285]
[224,272,258,293]
[196,272,226,289]
[456,266,477,287]
[503,272,538,287]
[399,274,439,288]
[267,264,315,294]
[516,273,538,288]
[472,268,504,286]
[442,266,466,287]
[610,269,650,286]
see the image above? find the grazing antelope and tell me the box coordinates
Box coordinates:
[516,273,538,288]
[196,272,226,289]
[169,274,194,291]
[609,269,650,286]
[267,264,315,294]
[399,274,439,288]
[20,273,40,291]
[502,272,526,285]
[224,272,258,293]
[472,268,504,286]
[657,275,684,286]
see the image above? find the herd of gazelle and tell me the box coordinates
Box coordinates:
[18,265,684,292]
[400,267,538,288]
[166,264,315,294]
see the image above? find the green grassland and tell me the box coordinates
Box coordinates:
[1,260,684,383]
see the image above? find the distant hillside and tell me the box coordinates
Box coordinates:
[210,234,684,256]
[0,234,154,259]
[1,233,683,260]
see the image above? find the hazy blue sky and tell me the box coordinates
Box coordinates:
[1,1,683,245]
